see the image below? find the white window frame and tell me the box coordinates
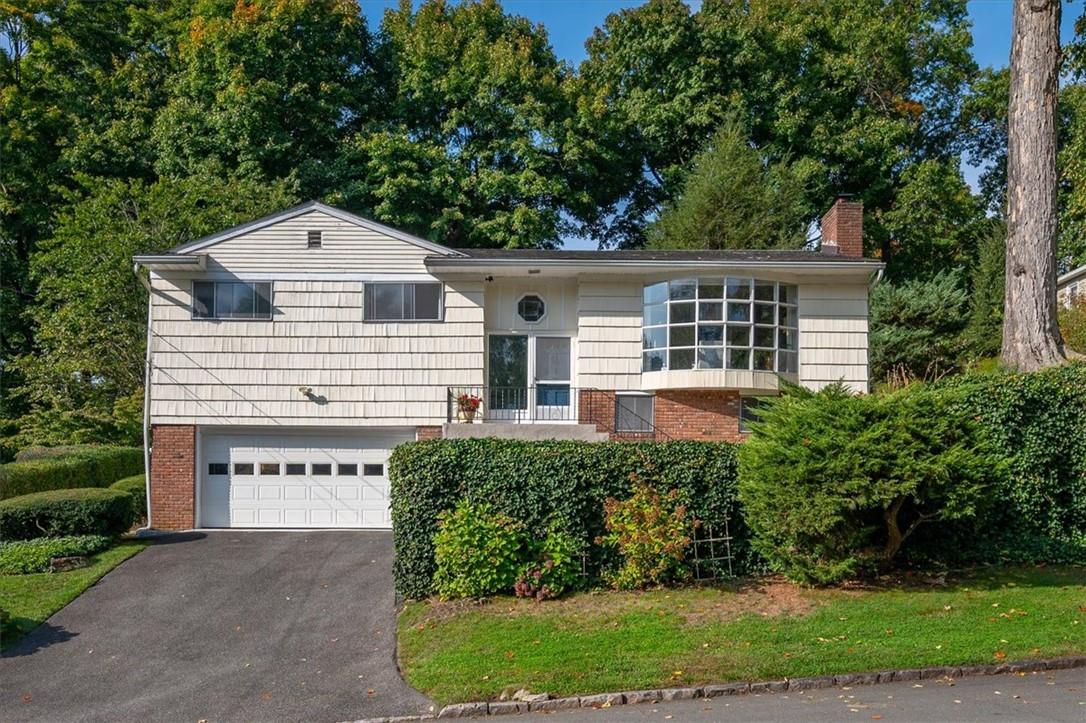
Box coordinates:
[516,292,548,324]
[190,280,273,321]
[615,392,655,433]
[363,281,445,322]
[642,278,799,374]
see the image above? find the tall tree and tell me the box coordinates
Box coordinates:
[326,0,581,249]
[1002,0,1067,370]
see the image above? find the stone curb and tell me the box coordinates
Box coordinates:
[352,655,1086,722]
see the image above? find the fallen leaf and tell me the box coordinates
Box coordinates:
[994,651,1007,660]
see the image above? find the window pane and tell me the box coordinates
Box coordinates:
[779,350,798,373]
[669,347,695,370]
[754,303,776,324]
[753,326,775,347]
[338,463,358,476]
[367,283,404,320]
[754,282,776,301]
[216,283,235,318]
[488,335,528,389]
[233,283,255,316]
[517,295,546,322]
[363,463,384,476]
[727,325,750,347]
[698,324,723,345]
[728,348,751,370]
[727,302,750,322]
[537,384,570,407]
[311,463,332,476]
[615,394,654,432]
[753,349,775,370]
[698,347,724,369]
[285,463,306,475]
[740,397,766,433]
[779,305,797,327]
[260,463,280,475]
[780,284,798,304]
[726,277,751,299]
[779,328,797,350]
[670,302,695,324]
[535,337,571,381]
[233,463,254,476]
[698,280,724,299]
[208,463,228,476]
[698,302,723,321]
[644,282,668,305]
[644,303,667,326]
[670,324,695,347]
[193,282,215,318]
[642,326,667,349]
[254,283,272,317]
[413,283,441,319]
[669,279,696,301]
[642,349,666,372]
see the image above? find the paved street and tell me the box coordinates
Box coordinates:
[521,667,1086,722]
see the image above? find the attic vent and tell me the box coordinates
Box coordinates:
[307,230,322,249]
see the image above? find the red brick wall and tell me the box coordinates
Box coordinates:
[821,197,864,258]
[416,425,443,440]
[654,389,745,442]
[578,389,615,434]
[150,424,196,530]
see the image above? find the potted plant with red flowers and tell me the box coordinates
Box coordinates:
[457,393,482,423]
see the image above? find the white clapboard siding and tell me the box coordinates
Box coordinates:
[198,210,436,273]
[484,279,578,332]
[798,284,870,392]
[577,281,643,391]
[149,276,484,426]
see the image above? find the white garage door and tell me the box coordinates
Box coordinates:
[199,430,414,529]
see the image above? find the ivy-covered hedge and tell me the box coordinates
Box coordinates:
[919,362,1086,561]
[0,488,135,540]
[0,446,142,500]
[389,439,745,599]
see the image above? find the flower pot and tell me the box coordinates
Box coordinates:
[461,408,477,423]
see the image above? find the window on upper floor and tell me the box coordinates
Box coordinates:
[363,282,442,321]
[642,278,798,374]
[192,281,272,320]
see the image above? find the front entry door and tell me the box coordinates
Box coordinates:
[487,335,572,421]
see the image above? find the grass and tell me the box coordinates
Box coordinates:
[398,565,1086,705]
[0,540,148,650]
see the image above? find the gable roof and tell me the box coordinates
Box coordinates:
[165,201,466,257]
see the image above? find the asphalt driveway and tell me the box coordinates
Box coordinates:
[0,531,433,723]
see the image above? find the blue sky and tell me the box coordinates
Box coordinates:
[360,1,1083,247]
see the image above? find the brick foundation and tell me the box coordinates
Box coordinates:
[150,424,196,530]
[416,425,443,440]
[654,389,744,442]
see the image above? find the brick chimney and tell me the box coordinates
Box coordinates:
[820,196,864,257]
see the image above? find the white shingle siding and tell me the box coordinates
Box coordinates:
[798,284,870,393]
[576,281,643,391]
[149,276,484,426]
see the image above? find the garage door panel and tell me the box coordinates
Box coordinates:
[199,430,411,529]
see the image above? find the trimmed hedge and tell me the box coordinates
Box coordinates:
[0,535,112,574]
[389,439,744,599]
[0,446,142,500]
[110,474,147,523]
[0,488,135,541]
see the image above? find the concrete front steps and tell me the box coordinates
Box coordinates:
[441,422,608,442]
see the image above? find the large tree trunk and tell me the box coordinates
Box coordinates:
[1002,0,1066,371]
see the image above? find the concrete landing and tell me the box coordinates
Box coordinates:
[442,422,608,441]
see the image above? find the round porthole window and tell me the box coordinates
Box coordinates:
[517,294,546,323]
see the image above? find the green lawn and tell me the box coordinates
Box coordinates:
[398,566,1086,705]
[0,541,148,650]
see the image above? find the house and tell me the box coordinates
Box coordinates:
[1058,264,1085,308]
[134,197,883,531]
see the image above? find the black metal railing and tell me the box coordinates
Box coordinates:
[446,385,670,440]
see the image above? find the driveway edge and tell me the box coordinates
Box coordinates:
[351,655,1086,721]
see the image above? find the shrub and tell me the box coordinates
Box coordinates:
[389,439,743,599]
[1060,297,1086,354]
[515,523,584,600]
[738,383,997,585]
[0,446,142,499]
[432,501,527,600]
[110,474,147,524]
[0,488,135,540]
[0,535,112,574]
[597,480,697,590]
